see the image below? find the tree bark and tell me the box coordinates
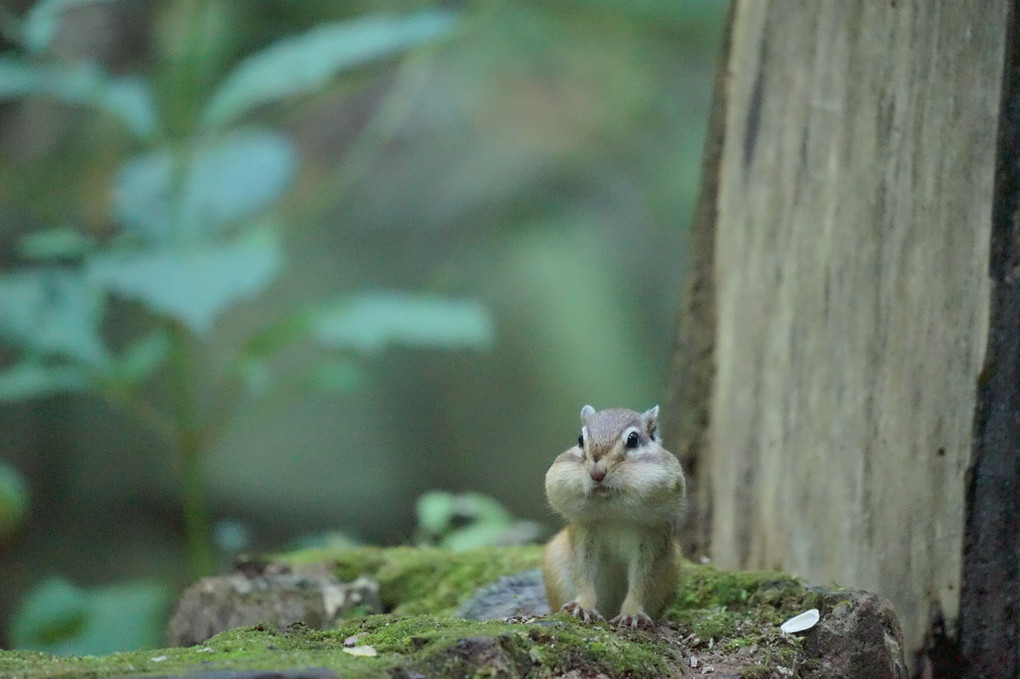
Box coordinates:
[663,2,735,562]
[668,0,1011,664]
[958,3,1020,676]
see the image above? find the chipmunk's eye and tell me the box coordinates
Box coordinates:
[577,433,584,448]
[625,431,640,449]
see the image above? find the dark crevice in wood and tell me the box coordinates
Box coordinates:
[955,1,1020,677]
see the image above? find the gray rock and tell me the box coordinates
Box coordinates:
[166,561,380,646]
[456,569,550,620]
[800,589,909,679]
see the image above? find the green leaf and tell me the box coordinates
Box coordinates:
[113,129,296,245]
[200,11,457,129]
[416,490,459,535]
[9,578,86,650]
[238,358,274,395]
[305,358,364,392]
[311,291,494,353]
[86,230,283,335]
[0,57,156,139]
[0,361,89,401]
[0,269,108,364]
[17,227,96,260]
[10,577,172,656]
[415,491,524,551]
[0,462,29,538]
[243,310,314,360]
[20,0,123,53]
[441,523,516,552]
[241,356,364,397]
[113,331,171,383]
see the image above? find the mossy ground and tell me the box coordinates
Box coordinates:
[277,544,544,615]
[667,563,812,676]
[0,615,677,679]
[0,546,821,678]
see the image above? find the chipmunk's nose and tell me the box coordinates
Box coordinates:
[589,464,607,483]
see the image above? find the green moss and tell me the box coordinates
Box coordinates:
[333,613,674,677]
[0,547,823,678]
[672,562,803,612]
[0,626,361,679]
[665,562,810,677]
[276,544,543,615]
[0,616,679,679]
[667,562,806,632]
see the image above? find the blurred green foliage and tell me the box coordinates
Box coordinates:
[0,0,728,654]
[9,577,171,656]
[415,490,539,551]
[0,0,492,581]
[0,461,28,538]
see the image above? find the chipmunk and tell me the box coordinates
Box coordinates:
[543,405,686,630]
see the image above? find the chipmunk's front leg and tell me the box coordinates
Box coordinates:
[611,536,676,630]
[544,527,604,623]
[560,588,605,623]
[561,537,605,623]
[611,574,654,630]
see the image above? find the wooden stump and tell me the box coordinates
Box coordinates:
[666,1,1017,672]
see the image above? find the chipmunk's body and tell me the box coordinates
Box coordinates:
[543,405,686,629]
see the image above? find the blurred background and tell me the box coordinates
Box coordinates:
[0,0,727,654]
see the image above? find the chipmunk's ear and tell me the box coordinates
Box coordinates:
[580,405,596,422]
[643,405,660,441]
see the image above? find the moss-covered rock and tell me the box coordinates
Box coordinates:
[276,545,544,615]
[0,545,908,678]
[0,615,681,679]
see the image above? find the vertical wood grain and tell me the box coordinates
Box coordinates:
[674,0,1009,659]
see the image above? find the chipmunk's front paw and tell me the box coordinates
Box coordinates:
[610,612,654,630]
[561,602,605,624]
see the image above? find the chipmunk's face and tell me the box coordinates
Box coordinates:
[545,404,686,525]
[575,405,662,496]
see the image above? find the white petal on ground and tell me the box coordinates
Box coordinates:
[780,608,820,634]
[343,646,378,657]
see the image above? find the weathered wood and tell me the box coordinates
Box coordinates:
[663,2,734,562]
[958,3,1020,676]
[671,0,1009,662]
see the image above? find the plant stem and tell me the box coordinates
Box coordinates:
[162,0,215,138]
[179,423,213,578]
[158,0,218,578]
[169,322,213,578]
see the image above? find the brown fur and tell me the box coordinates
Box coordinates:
[543,405,686,628]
